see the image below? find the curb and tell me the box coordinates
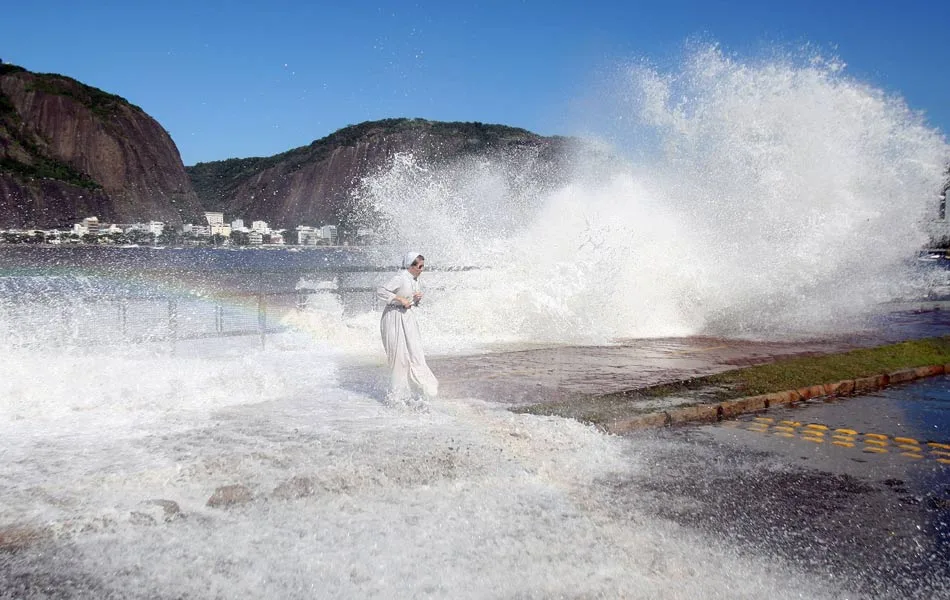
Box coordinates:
[603,363,950,435]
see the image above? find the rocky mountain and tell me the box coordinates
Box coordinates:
[0,63,204,228]
[186,118,575,234]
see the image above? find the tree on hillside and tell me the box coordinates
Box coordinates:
[230,230,249,246]
[158,229,183,246]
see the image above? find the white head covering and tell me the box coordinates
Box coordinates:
[402,251,422,269]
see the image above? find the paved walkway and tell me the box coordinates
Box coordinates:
[431,306,950,407]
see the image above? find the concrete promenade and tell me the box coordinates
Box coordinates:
[432,304,950,411]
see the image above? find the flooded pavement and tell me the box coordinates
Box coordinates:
[334,305,950,597]
[433,306,950,407]
[616,376,950,599]
[424,307,950,597]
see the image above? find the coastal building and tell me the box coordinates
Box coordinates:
[205,212,224,227]
[73,216,100,236]
[251,220,270,234]
[296,226,321,245]
[321,225,338,245]
[210,223,232,237]
[183,223,211,236]
[231,219,246,231]
[248,230,263,245]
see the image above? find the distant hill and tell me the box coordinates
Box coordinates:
[0,62,204,228]
[0,62,575,233]
[186,118,575,235]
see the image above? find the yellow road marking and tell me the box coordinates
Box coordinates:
[745,418,950,462]
[729,420,950,464]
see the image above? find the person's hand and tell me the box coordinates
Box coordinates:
[412,292,423,305]
[399,296,413,308]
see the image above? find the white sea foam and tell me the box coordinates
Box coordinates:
[1,334,841,599]
[360,45,948,344]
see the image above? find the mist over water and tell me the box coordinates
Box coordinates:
[365,45,949,344]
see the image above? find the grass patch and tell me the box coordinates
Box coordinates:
[516,336,950,425]
[708,336,950,396]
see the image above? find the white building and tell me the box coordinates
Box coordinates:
[147,221,165,236]
[296,225,321,245]
[205,212,224,226]
[248,231,263,245]
[231,219,246,231]
[184,224,211,236]
[251,220,270,234]
[321,225,338,245]
[73,216,100,236]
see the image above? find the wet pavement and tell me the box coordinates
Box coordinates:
[433,304,950,407]
[338,303,950,596]
[616,377,950,599]
[425,305,950,597]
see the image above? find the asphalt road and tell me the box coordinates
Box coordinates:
[617,375,950,599]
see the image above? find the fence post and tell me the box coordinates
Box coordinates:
[119,299,128,338]
[258,292,266,349]
[168,298,178,354]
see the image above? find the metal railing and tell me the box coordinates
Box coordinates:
[0,265,478,350]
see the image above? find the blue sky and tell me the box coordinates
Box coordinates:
[4,0,948,165]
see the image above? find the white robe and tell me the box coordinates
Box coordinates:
[376,269,439,400]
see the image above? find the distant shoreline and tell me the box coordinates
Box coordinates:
[0,243,367,251]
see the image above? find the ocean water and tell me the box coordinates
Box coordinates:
[2,44,949,598]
